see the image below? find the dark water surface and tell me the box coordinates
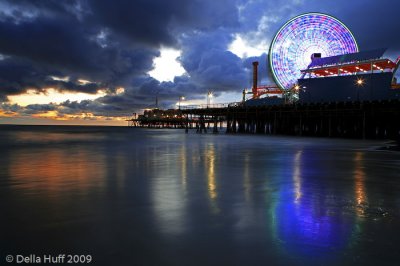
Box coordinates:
[1,125,400,265]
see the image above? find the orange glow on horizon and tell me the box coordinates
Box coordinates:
[8,88,107,107]
[31,111,127,122]
[0,110,17,117]
[2,86,129,125]
[33,110,59,119]
[0,109,127,125]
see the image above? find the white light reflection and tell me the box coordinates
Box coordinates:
[206,144,220,213]
[293,150,303,203]
[180,145,187,193]
[243,152,251,203]
[152,146,187,236]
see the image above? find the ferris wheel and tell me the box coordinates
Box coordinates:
[268,13,359,91]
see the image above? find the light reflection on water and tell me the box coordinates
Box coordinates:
[207,144,217,201]
[206,144,220,216]
[272,149,351,264]
[8,147,106,197]
[243,152,251,203]
[1,126,400,265]
[354,152,368,217]
[151,141,188,236]
[293,150,303,203]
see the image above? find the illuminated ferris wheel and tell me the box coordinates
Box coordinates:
[269,13,359,91]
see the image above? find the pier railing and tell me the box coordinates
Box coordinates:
[179,102,242,110]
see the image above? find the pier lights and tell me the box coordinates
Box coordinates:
[291,84,301,102]
[356,78,364,101]
[207,91,213,107]
[242,89,248,102]
[178,96,185,109]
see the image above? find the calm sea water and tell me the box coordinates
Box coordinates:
[1,125,400,265]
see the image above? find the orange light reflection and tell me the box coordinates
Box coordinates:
[9,145,106,198]
[354,152,368,217]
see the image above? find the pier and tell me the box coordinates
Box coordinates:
[127,100,400,140]
[179,99,400,139]
[126,106,225,132]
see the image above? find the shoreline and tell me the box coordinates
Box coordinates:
[377,140,400,151]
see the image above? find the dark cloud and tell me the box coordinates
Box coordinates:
[0,102,56,116]
[88,0,181,47]
[0,14,158,78]
[0,102,22,114]
[336,1,400,55]
[0,58,52,100]
[243,53,272,85]
[88,0,239,47]
[179,29,248,95]
[58,99,126,117]
[0,0,159,95]
[190,49,247,90]
[0,57,107,102]
[0,11,92,70]
[23,103,56,115]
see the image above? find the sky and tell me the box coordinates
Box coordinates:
[1,0,400,125]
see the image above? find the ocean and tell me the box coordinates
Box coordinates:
[1,125,400,265]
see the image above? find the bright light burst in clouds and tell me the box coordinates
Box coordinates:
[228,13,277,59]
[148,47,186,82]
[228,34,268,58]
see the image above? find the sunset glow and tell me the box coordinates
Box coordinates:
[8,88,108,107]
